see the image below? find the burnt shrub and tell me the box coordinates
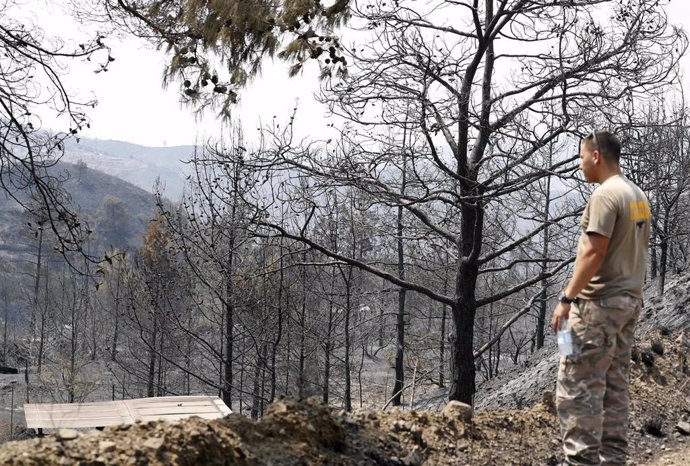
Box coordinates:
[643,418,665,437]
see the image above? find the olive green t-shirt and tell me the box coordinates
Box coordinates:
[576,174,651,300]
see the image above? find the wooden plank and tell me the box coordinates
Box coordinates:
[25,401,131,429]
[136,413,227,422]
[24,396,232,429]
[32,406,120,414]
[24,401,132,429]
[128,396,211,404]
[28,412,125,420]
[137,399,224,405]
[39,406,124,414]
[125,396,230,421]
[134,404,223,413]
[128,400,219,408]
[29,418,125,429]
[132,402,221,410]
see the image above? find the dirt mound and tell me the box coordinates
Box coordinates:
[0,396,563,465]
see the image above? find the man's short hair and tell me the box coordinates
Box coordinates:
[582,130,621,165]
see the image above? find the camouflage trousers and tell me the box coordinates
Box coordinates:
[556,295,642,466]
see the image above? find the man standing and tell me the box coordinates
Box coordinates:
[551,130,650,466]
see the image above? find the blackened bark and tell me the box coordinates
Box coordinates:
[537,151,553,350]
[439,254,449,388]
[392,287,406,405]
[34,227,44,375]
[111,270,121,361]
[323,301,334,404]
[659,236,668,294]
[392,200,407,405]
[447,0,491,405]
[223,290,234,408]
[536,284,547,350]
[650,228,658,279]
[449,200,483,404]
[344,267,353,411]
[250,343,266,420]
[270,252,284,403]
[439,303,446,388]
[147,317,157,397]
[298,254,307,399]
[239,331,245,414]
[2,292,7,364]
[392,147,408,406]
[222,170,240,409]
[270,320,280,402]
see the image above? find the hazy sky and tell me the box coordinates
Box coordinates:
[70,35,323,147]
[29,1,690,148]
[18,0,324,147]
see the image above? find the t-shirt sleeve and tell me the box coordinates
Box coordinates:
[585,191,616,238]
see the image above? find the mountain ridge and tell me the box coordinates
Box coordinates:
[62,137,197,200]
[0,159,158,259]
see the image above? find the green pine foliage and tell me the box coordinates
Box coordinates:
[109,0,350,116]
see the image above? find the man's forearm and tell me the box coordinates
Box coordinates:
[551,234,608,332]
[564,247,605,299]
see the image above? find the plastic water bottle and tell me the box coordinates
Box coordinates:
[557,319,573,357]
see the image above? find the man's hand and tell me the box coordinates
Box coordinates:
[551,302,571,333]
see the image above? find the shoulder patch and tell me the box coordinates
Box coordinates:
[630,200,651,222]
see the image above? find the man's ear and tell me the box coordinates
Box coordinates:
[592,149,601,165]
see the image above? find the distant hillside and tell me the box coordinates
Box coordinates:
[0,161,159,259]
[62,137,198,200]
[60,161,157,218]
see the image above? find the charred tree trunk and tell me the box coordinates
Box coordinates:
[659,233,668,294]
[343,266,353,412]
[270,249,284,403]
[32,226,43,336]
[379,277,385,348]
[298,253,307,399]
[111,269,122,361]
[449,198,483,404]
[323,302,334,404]
[251,342,266,420]
[536,146,553,350]
[222,178,239,409]
[34,226,44,375]
[68,273,79,403]
[439,303,447,388]
[2,292,8,364]
[147,315,158,398]
[439,252,450,388]
[284,296,291,396]
[323,265,336,405]
[392,286,406,405]
[223,272,234,408]
[239,331,246,414]
[447,0,491,405]
[391,145,408,406]
[223,142,247,407]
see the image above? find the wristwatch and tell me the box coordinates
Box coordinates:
[558,292,575,304]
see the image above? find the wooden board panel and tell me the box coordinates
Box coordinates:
[135,406,224,414]
[24,396,231,430]
[24,402,130,429]
[126,395,230,421]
